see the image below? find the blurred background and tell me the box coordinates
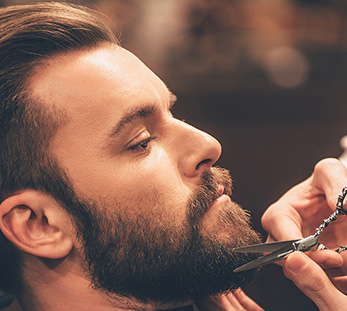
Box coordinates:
[2,0,347,310]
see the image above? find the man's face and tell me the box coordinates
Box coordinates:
[29,44,260,305]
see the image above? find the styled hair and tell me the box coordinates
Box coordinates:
[0,2,118,293]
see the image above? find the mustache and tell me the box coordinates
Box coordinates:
[187,167,233,226]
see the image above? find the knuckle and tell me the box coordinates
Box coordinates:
[313,158,340,175]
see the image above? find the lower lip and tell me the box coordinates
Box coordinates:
[205,194,231,217]
[213,194,231,205]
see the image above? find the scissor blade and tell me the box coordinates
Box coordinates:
[233,243,295,273]
[232,239,299,254]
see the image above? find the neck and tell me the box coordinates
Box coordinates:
[18,252,193,311]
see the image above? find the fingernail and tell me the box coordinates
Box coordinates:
[287,252,309,273]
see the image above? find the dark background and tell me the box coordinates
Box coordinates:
[3,0,347,310]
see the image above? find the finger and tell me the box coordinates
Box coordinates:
[285,252,347,311]
[325,250,347,277]
[311,158,347,212]
[306,250,344,269]
[307,251,347,294]
[232,289,264,311]
[195,294,244,311]
[223,292,245,310]
[261,198,304,242]
[329,275,347,294]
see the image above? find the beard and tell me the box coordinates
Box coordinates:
[72,167,261,307]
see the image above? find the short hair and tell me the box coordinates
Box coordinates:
[0,2,118,293]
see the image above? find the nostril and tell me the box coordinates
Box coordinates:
[196,158,212,170]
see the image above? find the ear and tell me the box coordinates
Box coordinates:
[0,190,75,259]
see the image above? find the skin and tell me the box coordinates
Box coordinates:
[30,44,223,233]
[23,43,257,310]
[4,43,344,311]
[262,158,347,310]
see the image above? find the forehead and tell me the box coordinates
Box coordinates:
[27,45,171,189]
[29,44,168,120]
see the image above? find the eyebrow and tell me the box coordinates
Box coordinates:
[109,90,177,137]
[169,91,177,107]
[109,105,156,137]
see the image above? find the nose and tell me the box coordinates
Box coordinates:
[173,120,222,178]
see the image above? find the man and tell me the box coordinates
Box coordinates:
[0,3,346,311]
[0,3,265,310]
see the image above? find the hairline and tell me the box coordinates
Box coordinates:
[23,42,119,145]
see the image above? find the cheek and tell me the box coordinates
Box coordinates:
[61,141,192,224]
[116,168,188,213]
[114,149,190,203]
[106,166,191,227]
[97,175,190,233]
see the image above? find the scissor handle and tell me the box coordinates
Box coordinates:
[315,187,347,236]
[336,186,347,215]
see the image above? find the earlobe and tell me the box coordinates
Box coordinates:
[0,191,75,259]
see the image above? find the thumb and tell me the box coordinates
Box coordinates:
[285,252,347,311]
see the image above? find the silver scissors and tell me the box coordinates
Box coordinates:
[233,186,347,273]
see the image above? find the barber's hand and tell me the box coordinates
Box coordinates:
[261,158,347,292]
[285,252,347,311]
[195,290,264,311]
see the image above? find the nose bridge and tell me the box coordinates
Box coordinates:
[173,120,222,178]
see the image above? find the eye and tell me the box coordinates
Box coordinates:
[128,136,156,152]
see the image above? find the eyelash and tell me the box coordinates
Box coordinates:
[128,136,156,152]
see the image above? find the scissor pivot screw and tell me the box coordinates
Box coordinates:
[336,245,347,253]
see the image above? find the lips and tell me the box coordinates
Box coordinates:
[203,190,231,221]
[207,184,227,209]
[210,184,225,205]
[217,185,225,197]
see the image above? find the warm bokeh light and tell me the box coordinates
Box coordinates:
[1,1,346,310]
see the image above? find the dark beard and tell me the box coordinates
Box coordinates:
[74,167,261,306]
